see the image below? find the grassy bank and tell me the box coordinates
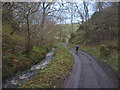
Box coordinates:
[2,23,48,81]
[20,45,73,88]
[3,45,46,81]
[78,45,118,71]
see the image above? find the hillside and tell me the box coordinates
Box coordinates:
[2,23,25,56]
[55,23,79,42]
[70,5,118,45]
[69,5,119,71]
[2,23,46,80]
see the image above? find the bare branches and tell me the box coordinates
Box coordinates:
[44,3,52,10]
[30,2,41,15]
[83,2,89,22]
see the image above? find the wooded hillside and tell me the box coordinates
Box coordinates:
[69,5,118,45]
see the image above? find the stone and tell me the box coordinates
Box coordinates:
[11,80,18,85]
[31,67,36,71]
[19,75,26,79]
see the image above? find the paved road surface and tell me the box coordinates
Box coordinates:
[61,49,118,88]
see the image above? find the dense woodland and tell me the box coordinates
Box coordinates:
[2,2,119,82]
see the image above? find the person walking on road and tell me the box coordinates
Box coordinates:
[76,44,79,54]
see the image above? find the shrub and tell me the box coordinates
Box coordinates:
[100,45,110,58]
[107,44,118,51]
[19,54,28,61]
[31,46,46,63]
[118,42,120,52]
[5,53,14,60]
[32,46,46,55]
[3,54,14,67]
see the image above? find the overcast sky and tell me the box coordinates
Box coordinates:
[58,2,96,24]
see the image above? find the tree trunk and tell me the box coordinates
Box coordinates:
[26,14,30,53]
[39,2,46,47]
[71,19,73,33]
[60,26,62,41]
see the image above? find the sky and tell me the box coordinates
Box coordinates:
[59,2,96,24]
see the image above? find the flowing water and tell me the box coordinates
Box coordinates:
[2,48,55,88]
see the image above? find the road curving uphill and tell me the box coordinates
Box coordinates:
[61,49,118,88]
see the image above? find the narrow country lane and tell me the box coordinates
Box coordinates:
[60,49,118,88]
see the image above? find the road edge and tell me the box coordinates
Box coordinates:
[79,49,118,87]
[59,49,75,88]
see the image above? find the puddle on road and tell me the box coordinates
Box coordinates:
[2,48,55,88]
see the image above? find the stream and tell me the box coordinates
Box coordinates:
[2,48,55,88]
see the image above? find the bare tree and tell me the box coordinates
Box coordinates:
[94,2,104,12]
[3,2,41,52]
[22,2,41,52]
[75,3,85,25]
[83,2,89,22]
[29,2,65,47]
[66,2,77,33]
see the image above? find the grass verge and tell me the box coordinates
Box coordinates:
[19,45,74,88]
[79,45,118,71]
